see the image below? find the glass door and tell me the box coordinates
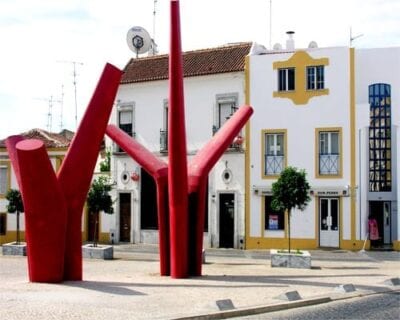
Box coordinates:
[319,198,339,247]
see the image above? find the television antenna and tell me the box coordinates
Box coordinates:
[57,60,84,128]
[350,27,364,47]
[35,95,62,132]
[59,84,65,131]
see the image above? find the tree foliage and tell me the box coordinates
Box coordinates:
[271,167,311,252]
[6,189,24,214]
[87,176,114,214]
[5,189,24,244]
[271,167,311,213]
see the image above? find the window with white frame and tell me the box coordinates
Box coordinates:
[214,94,238,133]
[319,131,340,175]
[264,132,285,175]
[0,165,8,196]
[307,66,325,90]
[117,104,135,152]
[160,99,168,152]
[278,68,295,91]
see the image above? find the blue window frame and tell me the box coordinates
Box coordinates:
[368,83,391,192]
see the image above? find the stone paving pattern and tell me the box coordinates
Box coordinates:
[0,245,399,320]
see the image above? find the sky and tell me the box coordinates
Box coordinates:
[0,0,399,139]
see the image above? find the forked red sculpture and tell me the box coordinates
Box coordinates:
[107,0,253,278]
[6,0,252,282]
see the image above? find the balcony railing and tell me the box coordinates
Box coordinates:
[114,131,136,153]
[160,129,168,153]
[264,155,284,175]
[212,125,243,151]
[319,153,339,175]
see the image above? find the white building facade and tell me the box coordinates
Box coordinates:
[246,44,399,251]
[103,43,251,248]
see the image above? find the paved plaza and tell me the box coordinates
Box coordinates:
[0,245,399,319]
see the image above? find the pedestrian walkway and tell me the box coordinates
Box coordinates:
[0,245,399,320]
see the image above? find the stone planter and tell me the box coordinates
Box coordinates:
[2,242,27,256]
[82,244,113,260]
[270,249,311,269]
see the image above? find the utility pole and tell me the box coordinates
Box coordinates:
[57,60,84,128]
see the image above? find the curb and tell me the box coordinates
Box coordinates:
[173,289,400,320]
[173,297,331,320]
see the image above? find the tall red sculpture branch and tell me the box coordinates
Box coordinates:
[106,0,253,278]
[6,63,122,282]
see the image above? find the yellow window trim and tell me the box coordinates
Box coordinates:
[315,127,343,179]
[261,129,287,179]
[273,51,330,105]
[0,161,11,199]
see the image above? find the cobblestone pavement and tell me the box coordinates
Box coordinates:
[0,246,399,320]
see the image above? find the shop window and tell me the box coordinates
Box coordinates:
[264,196,285,230]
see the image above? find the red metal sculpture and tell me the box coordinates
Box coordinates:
[5,0,252,282]
[107,0,253,278]
[6,64,122,282]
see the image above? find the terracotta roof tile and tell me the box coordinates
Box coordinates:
[0,128,74,149]
[121,42,252,84]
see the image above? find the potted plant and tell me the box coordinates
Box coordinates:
[82,176,114,259]
[270,167,311,268]
[2,189,26,256]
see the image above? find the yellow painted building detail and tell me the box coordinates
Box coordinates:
[273,51,329,105]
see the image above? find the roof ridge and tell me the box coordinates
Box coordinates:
[28,128,65,146]
[131,42,252,61]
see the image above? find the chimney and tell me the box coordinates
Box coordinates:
[286,31,295,50]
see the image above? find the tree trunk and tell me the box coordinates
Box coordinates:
[16,211,20,245]
[288,209,291,253]
[93,212,99,248]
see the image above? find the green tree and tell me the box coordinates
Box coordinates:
[271,167,311,253]
[86,176,114,247]
[99,148,111,172]
[5,189,24,245]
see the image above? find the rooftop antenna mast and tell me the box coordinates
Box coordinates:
[269,0,272,49]
[59,84,64,131]
[153,0,157,44]
[350,27,364,47]
[58,60,84,128]
[36,96,61,132]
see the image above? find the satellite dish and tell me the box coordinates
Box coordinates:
[127,26,151,56]
[308,41,318,48]
[273,43,282,50]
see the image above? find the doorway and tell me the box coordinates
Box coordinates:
[219,193,235,248]
[119,193,131,242]
[319,198,339,248]
[369,201,391,245]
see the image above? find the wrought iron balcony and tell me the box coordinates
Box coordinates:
[160,129,168,153]
[114,131,136,153]
[264,155,284,175]
[319,153,339,175]
[212,125,243,151]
